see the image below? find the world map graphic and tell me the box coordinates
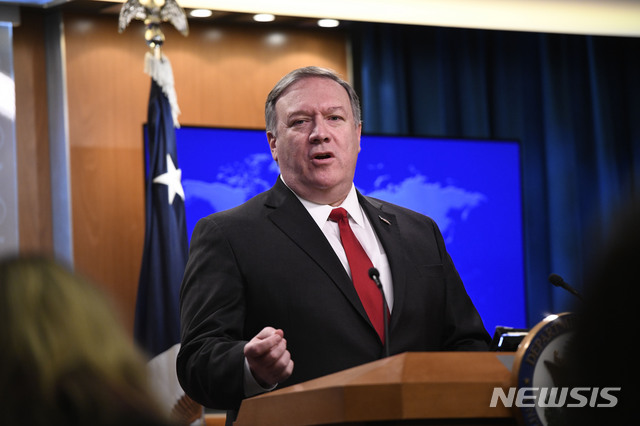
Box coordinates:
[173,127,527,333]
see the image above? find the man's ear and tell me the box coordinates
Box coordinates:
[267,131,278,162]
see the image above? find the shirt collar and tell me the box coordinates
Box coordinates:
[282,176,363,229]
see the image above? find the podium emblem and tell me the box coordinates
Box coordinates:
[511,312,576,425]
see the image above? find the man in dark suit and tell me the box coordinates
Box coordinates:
[177,66,490,421]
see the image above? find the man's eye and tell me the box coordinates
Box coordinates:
[328,115,343,121]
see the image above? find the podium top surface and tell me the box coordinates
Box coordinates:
[235,352,515,426]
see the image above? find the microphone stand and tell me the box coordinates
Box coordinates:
[548,273,584,302]
[369,268,390,358]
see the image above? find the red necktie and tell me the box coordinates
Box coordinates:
[329,208,385,343]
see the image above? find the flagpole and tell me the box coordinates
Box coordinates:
[117,1,201,425]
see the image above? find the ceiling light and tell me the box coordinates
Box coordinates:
[253,13,275,22]
[265,33,287,46]
[189,9,213,18]
[317,18,339,28]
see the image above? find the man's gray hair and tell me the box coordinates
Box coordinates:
[265,66,362,135]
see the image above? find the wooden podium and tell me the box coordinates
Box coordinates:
[234,352,517,425]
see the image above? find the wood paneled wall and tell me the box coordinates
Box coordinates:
[15,10,349,331]
[14,11,53,255]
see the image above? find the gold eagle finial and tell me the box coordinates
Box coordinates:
[118,0,189,57]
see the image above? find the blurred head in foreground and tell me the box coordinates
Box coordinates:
[565,199,640,425]
[0,255,172,426]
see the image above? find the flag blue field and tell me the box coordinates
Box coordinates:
[135,53,201,424]
[136,75,187,356]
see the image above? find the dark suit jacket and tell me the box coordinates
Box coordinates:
[177,178,490,413]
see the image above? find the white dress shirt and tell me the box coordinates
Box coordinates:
[295,185,394,310]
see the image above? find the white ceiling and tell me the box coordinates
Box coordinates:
[4,0,640,37]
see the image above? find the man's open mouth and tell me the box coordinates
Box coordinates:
[314,153,332,160]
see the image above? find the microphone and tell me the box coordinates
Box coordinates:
[548,273,583,301]
[368,267,390,358]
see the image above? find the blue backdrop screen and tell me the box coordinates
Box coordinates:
[173,126,526,334]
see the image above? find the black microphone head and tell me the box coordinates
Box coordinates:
[548,273,564,287]
[368,267,380,279]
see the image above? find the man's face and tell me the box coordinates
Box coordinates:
[267,77,362,206]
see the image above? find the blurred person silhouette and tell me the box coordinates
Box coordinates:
[561,198,640,425]
[0,255,175,426]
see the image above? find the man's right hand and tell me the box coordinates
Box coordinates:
[244,327,294,388]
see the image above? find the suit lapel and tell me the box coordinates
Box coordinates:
[359,193,408,333]
[264,180,368,321]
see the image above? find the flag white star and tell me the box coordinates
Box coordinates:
[153,154,185,204]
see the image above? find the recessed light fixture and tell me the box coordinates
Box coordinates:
[266,33,287,46]
[253,13,276,22]
[189,9,213,18]
[317,18,339,28]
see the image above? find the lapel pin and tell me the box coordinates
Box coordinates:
[378,215,391,225]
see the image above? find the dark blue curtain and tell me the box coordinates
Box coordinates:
[352,24,640,327]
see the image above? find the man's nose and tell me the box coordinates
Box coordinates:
[309,119,330,143]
